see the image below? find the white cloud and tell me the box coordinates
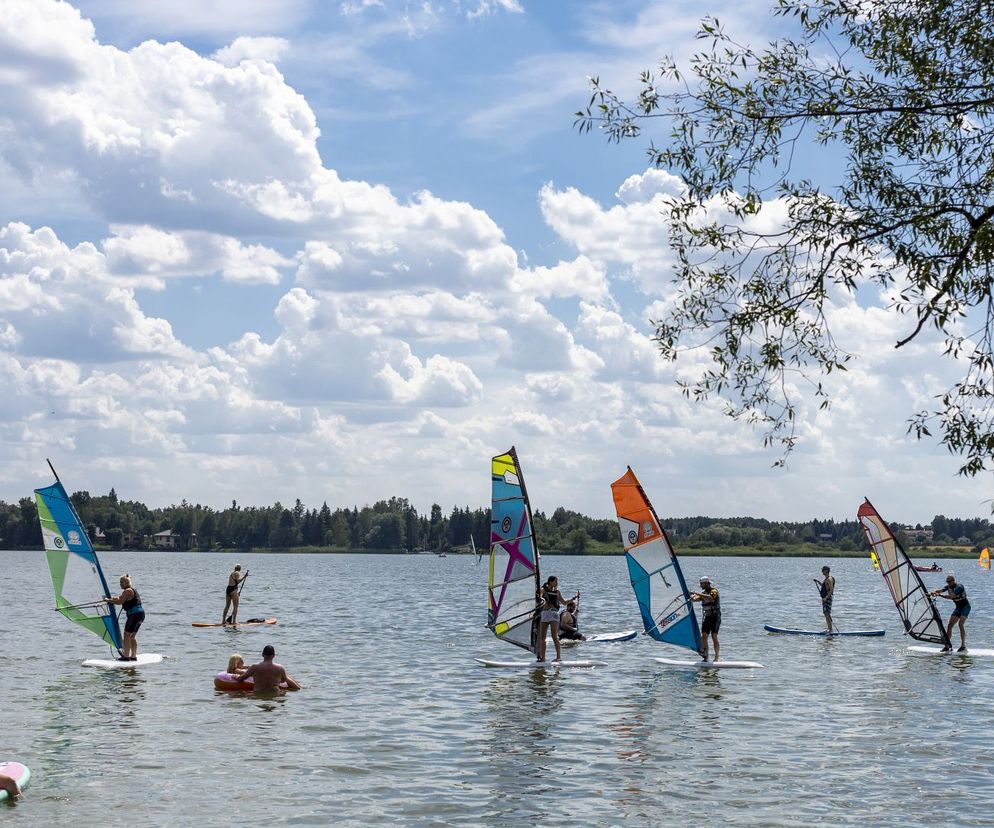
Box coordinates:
[103,225,291,285]
[213,36,290,67]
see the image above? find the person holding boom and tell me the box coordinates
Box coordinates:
[931,574,970,652]
[690,576,721,662]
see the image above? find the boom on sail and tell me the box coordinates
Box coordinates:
[611,467,702,656]
[487,448,541,653]
[857,499,950,647]
[34,461,123,652]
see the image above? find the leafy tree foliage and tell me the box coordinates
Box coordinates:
[576,0,994,475]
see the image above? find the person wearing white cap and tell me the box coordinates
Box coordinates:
[690,576,721,661]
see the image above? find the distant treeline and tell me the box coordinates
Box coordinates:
[0,490,992,554]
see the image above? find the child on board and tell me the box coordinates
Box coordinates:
[930,574,971,652]
[558,597,586,641]
[690,576,721,662]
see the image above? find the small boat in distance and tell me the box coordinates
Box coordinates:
[913,564,942,572]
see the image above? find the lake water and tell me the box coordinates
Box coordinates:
[2,551,993,826]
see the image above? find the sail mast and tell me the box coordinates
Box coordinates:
[611,467,702,656]
[857,498,950,647]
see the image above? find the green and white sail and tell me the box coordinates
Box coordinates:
[35,465,123,651]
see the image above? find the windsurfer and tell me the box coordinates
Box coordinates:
[223,565,248,625]
[814,566,835,634]
[537,575,577,661]
[105,574,143,661]
[690,577,720,661]
[930,574,970,652]
[234,644,301,692]
[559,598,585,641]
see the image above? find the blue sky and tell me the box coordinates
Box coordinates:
[0,0,988,524]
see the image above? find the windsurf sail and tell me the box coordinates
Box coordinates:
[870,550,880,571]
[611,467,702,656]
[487,448,541,653]
[857,499,950,647]
[979,548,990,570]
[34,462,123,652]
[471,535,480,563]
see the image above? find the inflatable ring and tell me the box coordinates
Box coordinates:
[213,671,288,691]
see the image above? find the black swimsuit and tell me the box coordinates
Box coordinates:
[122,588,145,634]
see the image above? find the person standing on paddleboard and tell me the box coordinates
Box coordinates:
[234,644,301,693]
[536,576,578,662]
[814,566,835,634]
[222,565,248,625]
[105,574,144,661]
[690,577,721,662]
[930,574,970,652]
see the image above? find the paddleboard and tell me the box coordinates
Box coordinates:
[191,618,277,628]
[0,761,29,801]
[82,653,165,668]
[562,629,638,645]
[475,658,607,669]
[907,646,994,657]
[764,625,885,637]
[655,657,764,669]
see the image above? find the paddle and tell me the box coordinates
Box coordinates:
[237,569,250,596]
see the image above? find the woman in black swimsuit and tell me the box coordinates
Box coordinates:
[223,565,247,625]
[106,574,144,661]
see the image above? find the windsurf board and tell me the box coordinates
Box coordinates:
[655,657,764,669]
[764,625,885,637]
[82,653,165,668]
[475,658,607,669]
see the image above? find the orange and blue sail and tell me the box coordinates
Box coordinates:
[34,467,123,651]
[611,467,702,656]
[487,448,541,653]
[979,548,990,570]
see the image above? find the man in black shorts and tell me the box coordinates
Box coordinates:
[690,576,721,662]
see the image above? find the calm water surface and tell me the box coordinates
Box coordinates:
[1,551,992,827]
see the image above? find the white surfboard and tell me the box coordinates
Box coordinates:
[82,653,165,668]
[562,629,638,645]
[907,646,994,657]
[655,656,764,669]
[475,658,607,669]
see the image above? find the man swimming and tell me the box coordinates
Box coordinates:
[233,645,301,692]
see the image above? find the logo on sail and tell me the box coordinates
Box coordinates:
[628,529,638,545]
[501,516,512,534]
[54,536,64,549]
[642,521,654,538]
[67,530,81,545]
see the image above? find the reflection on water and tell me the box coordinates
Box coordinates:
[3,550,994,825]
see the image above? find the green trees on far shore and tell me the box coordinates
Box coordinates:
[1,490,993,554]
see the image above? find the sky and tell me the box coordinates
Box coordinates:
[0,0,988,524]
